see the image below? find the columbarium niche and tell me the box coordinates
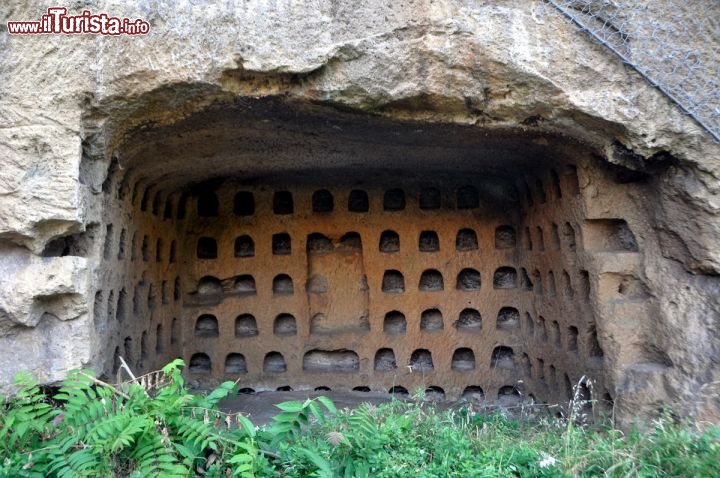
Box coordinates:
[92,98,660,406]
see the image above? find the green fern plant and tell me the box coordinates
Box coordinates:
[0,359,259,478]
[0,371,57,477]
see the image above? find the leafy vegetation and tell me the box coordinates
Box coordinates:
[0,359,258,477]
[1,361,718,477]
[256,398,720,477]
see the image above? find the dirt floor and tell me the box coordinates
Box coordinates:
[218,390,398,426]
[216,388,509,426]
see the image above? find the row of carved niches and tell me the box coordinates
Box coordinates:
[100,167,613,407]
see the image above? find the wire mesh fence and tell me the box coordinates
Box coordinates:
[544,0,720,142]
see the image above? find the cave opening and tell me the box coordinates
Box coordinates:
[92,97,653,404]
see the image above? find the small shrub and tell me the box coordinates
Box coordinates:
[0,360,257,478]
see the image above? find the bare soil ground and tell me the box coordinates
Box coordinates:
[218,390,396,426]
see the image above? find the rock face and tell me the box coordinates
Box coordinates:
[0,0,718,426]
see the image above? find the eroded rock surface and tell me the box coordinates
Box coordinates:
[0,0,718,426]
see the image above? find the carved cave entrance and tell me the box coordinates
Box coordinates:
[95,99,650,408]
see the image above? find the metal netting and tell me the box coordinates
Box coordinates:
[544,0,720,142]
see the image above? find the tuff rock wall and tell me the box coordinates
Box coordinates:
[0,0,718,427]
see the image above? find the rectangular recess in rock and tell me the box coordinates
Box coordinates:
[583,219,639,252]
[81,102,664,412]
[307,232,370,335]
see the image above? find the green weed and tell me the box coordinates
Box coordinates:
[1,362,718,477]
